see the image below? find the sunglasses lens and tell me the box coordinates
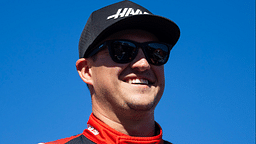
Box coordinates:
[110,41,137,63]
[107,40,170,65]
[145,43,169,65]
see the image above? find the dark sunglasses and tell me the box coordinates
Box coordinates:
[85,39,173,66]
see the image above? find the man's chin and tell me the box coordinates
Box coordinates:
[127,102,156,111]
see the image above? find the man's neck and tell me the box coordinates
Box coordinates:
[92,103,156,137]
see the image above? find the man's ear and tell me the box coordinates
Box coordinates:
[76,58,93,85]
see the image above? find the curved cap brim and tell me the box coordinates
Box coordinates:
[84,14,180,57]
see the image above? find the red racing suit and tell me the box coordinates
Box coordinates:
[41,113,172,144]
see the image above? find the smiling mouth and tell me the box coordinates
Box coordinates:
[125,78,151,85]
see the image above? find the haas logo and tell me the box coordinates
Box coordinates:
[107,8,149,20]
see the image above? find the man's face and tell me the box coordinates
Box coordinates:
[88,29,165,112]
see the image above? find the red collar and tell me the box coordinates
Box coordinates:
[83,113,164,144]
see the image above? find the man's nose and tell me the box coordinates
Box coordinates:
[130,49,150,71]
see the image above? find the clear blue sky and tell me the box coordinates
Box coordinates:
[0,0,255,143]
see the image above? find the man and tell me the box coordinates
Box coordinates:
[42,0,180,143]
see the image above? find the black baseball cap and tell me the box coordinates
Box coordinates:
[79,0,180,58]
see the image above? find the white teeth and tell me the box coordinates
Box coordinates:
[127,79,149,84]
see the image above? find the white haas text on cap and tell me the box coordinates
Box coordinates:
[107,8,149,20]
